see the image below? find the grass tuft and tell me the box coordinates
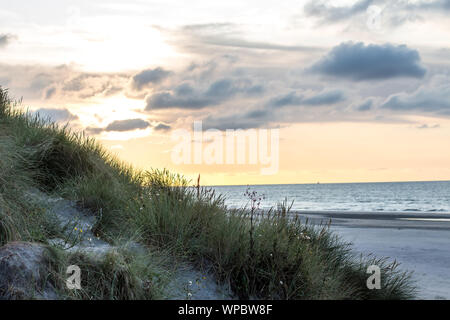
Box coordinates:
[44,246,169,300]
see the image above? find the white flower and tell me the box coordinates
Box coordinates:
[188,281,193,286]
[300,232,311,240]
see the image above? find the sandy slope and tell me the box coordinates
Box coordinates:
[26,189,234,300]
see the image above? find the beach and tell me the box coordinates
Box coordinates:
[213,182,450,299]
[296,210,450,299]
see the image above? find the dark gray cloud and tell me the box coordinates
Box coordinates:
[202,88,350,130]
[146,91,213,110]
[0,34,15,48]
[34,108,78,122]
[268,90,345,108]
[86,118,151,134]
[85,127,104,135]
[310,42,426,81]
[202,102,416,131]
[60,73,127,99]
[205,79,237,98]
[357,99,373,111]
[105,119,151,132]
[381,85,450,115]
[304,0,374,23]
[268,92,302,108]
[131,67,171,90]
[145,78,264,110]
[154,123,171,131]
[203,109,272,130]
[174,83,195,96]
[302,90,346,106]
[43,87,56,99]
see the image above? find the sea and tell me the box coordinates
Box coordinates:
[210,181,450,213]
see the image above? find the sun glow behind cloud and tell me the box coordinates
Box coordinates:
[2,0,450,184]
[1,5,179,72]
[72,94,157,141]
[70,22,177,72]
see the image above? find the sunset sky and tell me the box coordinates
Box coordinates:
[1,0,450,185]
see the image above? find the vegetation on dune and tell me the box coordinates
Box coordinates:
[44,246,170,300]
[0,87,416,299]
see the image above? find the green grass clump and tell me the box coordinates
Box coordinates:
[0,105,60,244]
[44,246,170,300]
[0,87,417,300]
[130,187,416,299]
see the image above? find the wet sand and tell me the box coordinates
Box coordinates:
[293,210,450,300]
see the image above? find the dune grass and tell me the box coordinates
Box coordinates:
[0,87,416,299]
[44,245,171,300]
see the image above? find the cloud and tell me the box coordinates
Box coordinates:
[85,127,104,135]
[105,119,151,132]
[131,67,171,90]
[145,78,264,110]
[154,123,171,131]
[0,33,15,48]
[146,91,213,110]
[60,73,127,99]
[356,99,373,111]
[169,23,319,53]
[0,63,129,101]
[304,0,374,23]
[417,124,440,129]
[304,0,450,27]
[268,92,302,108]
[43,87,56,99]
[202,88,351,130]
[203,37,319,52]
[203,109,272,130]
[381,84,450,115]
[302,90,346,106]
[268,90,345,108]
[205,79,237,98]
[309,42,426,81]
[34,108,78,122]
[406,0,450,11]
[86,118,152,134]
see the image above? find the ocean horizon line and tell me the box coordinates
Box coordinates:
[206,179,450,188]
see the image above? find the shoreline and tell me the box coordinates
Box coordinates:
[288,210,450,300]
[210,180,450,187]
[290,210,450,231]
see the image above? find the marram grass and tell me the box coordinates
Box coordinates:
[0,87,416,299]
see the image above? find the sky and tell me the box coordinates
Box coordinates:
[1,0,450,185]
